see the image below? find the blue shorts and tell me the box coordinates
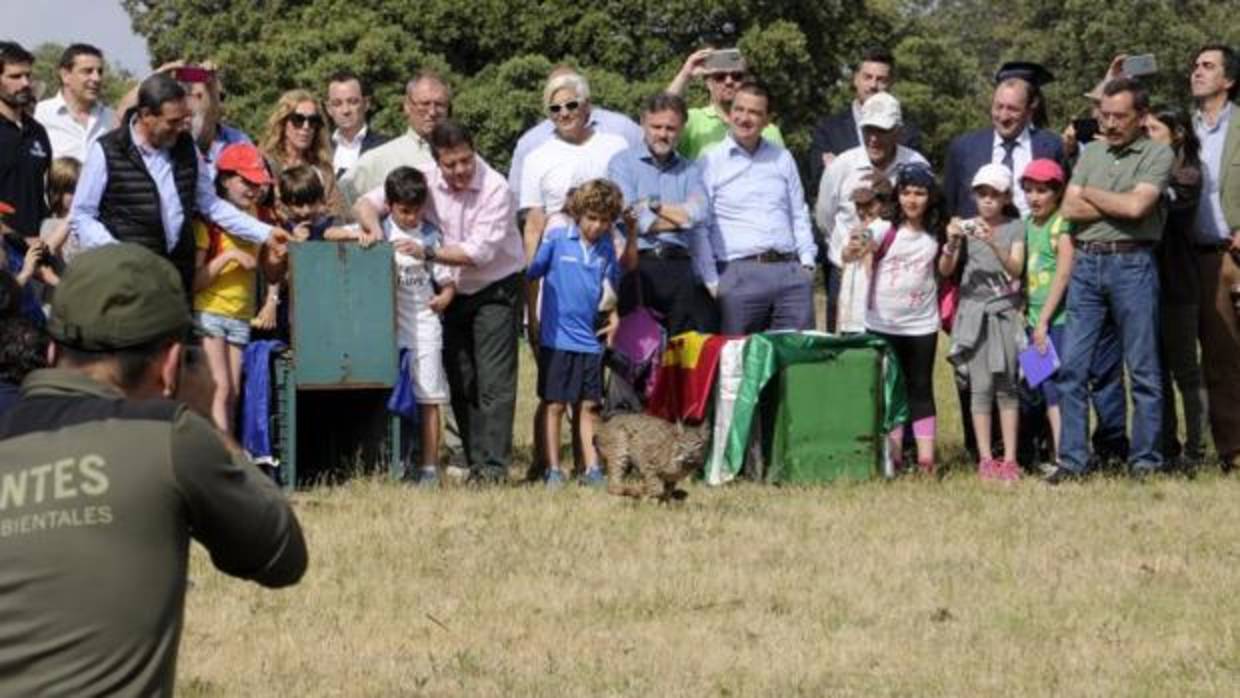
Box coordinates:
[195,311,251,346]
[537,347,603,404]
[1030,323,1066,407]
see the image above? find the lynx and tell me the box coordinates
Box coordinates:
[594,414,709,501]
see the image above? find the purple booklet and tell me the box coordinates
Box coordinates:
[1019,337,1061,388]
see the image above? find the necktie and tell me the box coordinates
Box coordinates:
[1001,139,1018,172]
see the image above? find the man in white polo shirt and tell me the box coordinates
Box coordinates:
[35,44,116,162]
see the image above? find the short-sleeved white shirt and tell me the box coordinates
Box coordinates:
[518,132,628,213]
[866,227,941,336]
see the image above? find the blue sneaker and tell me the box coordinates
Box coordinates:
[581,467,606,487]
[415,467,439,488]
[544,468,567,489]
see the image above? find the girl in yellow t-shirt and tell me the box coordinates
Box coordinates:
[192,144,272,435]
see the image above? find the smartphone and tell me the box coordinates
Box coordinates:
[1072,117,1099,144]
[1122,54,1157,78]
[703,48,744,74]
[173,66,215,84]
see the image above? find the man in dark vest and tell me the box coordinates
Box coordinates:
[69,73,282,292]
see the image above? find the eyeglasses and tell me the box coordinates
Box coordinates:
[548,100,580,115]
[708,72,746,83]
[287,112,323,129]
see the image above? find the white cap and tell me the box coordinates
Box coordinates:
[971,162,1013,193]
[858,92,902,131]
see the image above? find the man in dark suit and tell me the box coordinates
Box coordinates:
[808,46,921,332]
[327,70,389,179]
[942,66,1066,219]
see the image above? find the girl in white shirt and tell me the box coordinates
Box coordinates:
[844,164,944,474]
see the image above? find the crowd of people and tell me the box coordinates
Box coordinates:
[2,39,1240,489]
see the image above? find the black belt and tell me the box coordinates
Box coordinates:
[1074,240,1155,255]
[1195,241,1232,253]
[639,244,690,260]
[737,250,798,263]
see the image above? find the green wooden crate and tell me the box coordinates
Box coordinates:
[767,348,884,484]
[290,242,398,387]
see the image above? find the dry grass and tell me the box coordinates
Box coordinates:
[179,475,1240,697]
[177,320,1240,696]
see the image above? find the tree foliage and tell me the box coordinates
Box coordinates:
[120,0,1240,175]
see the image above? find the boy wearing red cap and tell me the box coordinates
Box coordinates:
[192,143,274,435]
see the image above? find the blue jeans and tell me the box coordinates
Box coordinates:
[1058,249,1163,472]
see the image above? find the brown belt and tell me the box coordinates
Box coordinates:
[1074,239,1154,255]
[736,250,798,263]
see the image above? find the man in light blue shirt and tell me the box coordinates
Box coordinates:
[508,68,641,202]
[699,81,817,334]
[70,73,279,295]
[607,92,719,335]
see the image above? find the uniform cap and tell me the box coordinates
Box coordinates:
[858,92,902,131]
[971,163,1013,193]
[1021,158,1065,186]
[216,143,272,185]
[995,61,1055,88]
[47,244,193,351]
[0,200,13,216]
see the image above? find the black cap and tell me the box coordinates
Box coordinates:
[995,61,1055,88]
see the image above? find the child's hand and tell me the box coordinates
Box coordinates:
[252,299,278,330]
[18,240,46,284]
[291,222,311,242]
[1033,322,1050,355]
[972,219,995,243]
[946,217,966,240]
[596,310,619,347]
[392,238,420,257]
[230,249,257,271]
[428,286,455,314]
[357,229,380,248]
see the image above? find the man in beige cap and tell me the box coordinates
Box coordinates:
[0,243,307,695]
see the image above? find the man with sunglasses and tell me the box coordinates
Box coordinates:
[666,48,784,160]
[508,66,641,205]
[70,73,288,297]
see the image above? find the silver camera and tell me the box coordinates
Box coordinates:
[960,220,983,237]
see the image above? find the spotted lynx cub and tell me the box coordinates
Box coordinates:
[595,414,709,501]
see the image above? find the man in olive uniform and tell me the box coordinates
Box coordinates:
[0,244,307,696]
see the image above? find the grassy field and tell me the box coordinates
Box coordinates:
[176,339,1240,696]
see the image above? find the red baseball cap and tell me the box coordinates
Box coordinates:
[0,200,14,216]
[216,144,272,185]
[1021,159,1065,186]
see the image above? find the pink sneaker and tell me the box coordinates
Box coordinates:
[978,458,1000,480]
[997,460,1021,482]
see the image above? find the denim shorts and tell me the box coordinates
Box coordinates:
[195,311,251,346]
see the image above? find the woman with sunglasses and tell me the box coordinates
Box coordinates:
[259,89,344,219]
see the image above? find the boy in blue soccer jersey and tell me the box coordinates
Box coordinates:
[526,179,637,487]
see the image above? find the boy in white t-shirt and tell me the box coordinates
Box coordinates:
[376,167,457,485]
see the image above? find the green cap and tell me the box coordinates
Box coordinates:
[47,244,192,351]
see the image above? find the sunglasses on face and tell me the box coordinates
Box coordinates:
[709,72,746,83]
[548,100,580,115]
[288,112,323,129]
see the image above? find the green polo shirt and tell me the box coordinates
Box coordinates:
[1069,135,1174,243]
[678,105,784,160]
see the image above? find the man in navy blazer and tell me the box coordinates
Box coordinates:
[942,75,1066,218]
[808,47,922,190]
[808,46,921,331]
[327,70,390,179]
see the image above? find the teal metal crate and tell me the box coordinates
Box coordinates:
[273,242,403,489]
